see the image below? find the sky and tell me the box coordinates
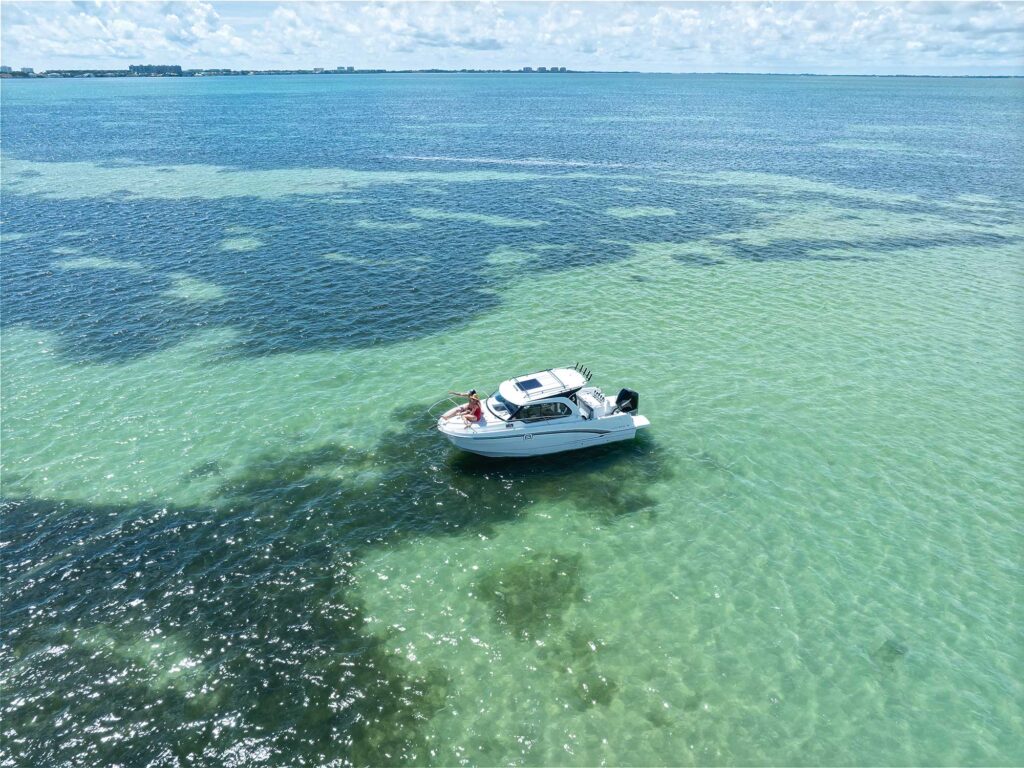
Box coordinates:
[1,1,1022,76]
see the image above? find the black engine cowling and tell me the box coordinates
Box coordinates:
[615,388,639,414]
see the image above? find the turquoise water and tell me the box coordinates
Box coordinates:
[2,74,1022,766]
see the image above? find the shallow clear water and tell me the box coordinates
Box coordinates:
[2,74,1022,766]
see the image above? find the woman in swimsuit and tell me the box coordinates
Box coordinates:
[449,389,483,427]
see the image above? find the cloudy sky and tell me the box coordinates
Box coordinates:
[2,1,1022,75]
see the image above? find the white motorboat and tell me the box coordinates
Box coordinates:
[434,365,650,458]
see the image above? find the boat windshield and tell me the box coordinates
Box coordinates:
[487,392,518,421]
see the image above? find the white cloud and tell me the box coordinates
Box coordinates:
[1,2,1021,74]
[2,1,250,62]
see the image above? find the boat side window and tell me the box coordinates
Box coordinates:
[516,404,542,422]
[519,402,571,422]
[541,402,571,418]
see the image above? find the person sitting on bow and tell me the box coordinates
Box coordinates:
[448,389,483,427]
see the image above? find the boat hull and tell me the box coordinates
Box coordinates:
[440,416,650,458]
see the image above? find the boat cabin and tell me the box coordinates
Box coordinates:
[487,367,589,422]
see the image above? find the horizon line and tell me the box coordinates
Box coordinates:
[3,67,1021,79]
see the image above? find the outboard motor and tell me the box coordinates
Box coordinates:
[615,388,639,414]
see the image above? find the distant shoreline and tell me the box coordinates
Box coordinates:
[1,69,1020,80]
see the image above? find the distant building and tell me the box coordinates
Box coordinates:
[522,67,533,73]
[337,66,356,72]
[537,67,548,72]
[558,67,567,73]
[21,67,34,74]
[129,64,182,76]
[0,66,11,73]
